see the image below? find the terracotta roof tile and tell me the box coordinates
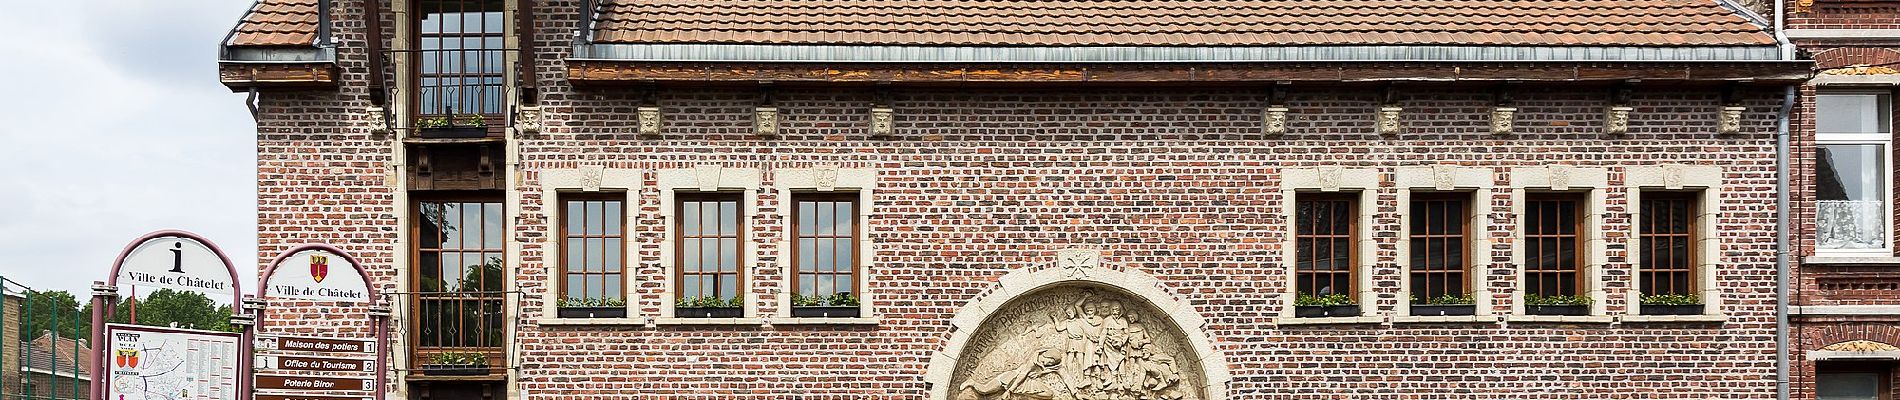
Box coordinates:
[590,0,1775,46]
[228,0,319,47]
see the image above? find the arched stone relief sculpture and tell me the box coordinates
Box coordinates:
[950,285,1206,400]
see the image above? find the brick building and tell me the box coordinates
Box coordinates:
[219,0,1812,398]
[1785,0,1900,397]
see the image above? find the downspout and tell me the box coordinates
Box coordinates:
[1776,84,1795,400]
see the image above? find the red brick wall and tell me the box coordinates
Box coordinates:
[243,1,1791,398]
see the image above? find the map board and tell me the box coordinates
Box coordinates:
[105,324,242,400]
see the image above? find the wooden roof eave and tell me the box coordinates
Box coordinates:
[564,60,1817,87]
[218,46,338,92]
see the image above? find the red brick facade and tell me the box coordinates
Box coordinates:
[1787,0,1900,396]
[235,1,1806,399]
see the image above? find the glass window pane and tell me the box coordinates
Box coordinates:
[565,275,584,299]
[681,201,700,235]
[565,238,584,273]
[816,238,835,274]
[719,275,739,300]
[798,238,816,272]
[483,203,503,249]
[720,201,739,235]
[720,238,739,272]
[586,201,604,235]
[817,202,835,236]
[836,201,855,236]
[1817,371,1881,400]
[1818,144,1890,250]
[604,275,622,301]
[439,203,465,249]
[585,238,604,272]
[682,239,701,273]
[1817,94,1893,135]
[604,238,622,272]
[799,275,815,297]
[798,201,817,236]
[604,201,622,236]
[681,275,701,299]
[565,201,585,235]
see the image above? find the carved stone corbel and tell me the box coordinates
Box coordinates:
[1491,107,1517,135]
[1604,85,1634,135]
[637,106,662,137]
[755,106,781,137]
[1264,106,1289,136]
[514,105,542,134]
[366,106,389,135]
[1377,107,1403,136]
[1718,106,1746,135]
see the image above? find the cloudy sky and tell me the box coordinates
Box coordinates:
[0,0,260,297]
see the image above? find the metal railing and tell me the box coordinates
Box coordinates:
[0,277,87,400]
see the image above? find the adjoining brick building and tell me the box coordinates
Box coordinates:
[1785,0,1900,397]
[219,0,1812,398]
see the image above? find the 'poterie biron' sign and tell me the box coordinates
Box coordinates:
[264,248,371,303]
[254,375,372,392]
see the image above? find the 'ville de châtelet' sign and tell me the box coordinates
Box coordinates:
[115,235,236,295]
[264,247,371,303]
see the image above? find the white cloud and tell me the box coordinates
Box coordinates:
[0,0,260,299]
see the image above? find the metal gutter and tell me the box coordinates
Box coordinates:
[1775,84,1795,400]
[573,44,1789,63]
[220,47,336,63]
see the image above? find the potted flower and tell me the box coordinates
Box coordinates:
[1293,293,1360,318]
[1640,293,1705,315]
[790,292,861,318]
[1525,294,1592,316]
[557,296,627,319]
[416,114,488,138]
[419,351,488,376]
[1410,293,1477,316]
[675,295,744,318]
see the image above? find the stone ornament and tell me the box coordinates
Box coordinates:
[952,287,1205,400]
[637,106,663,136]
[1057,249,1101,278]
[1317,166,1344,192]
[1661,164,1685,190]
[814,165,839,192]
[1718,106,1745,135]
[755,106,781,137]
[695,165,724,192]
[1431,165,1458,191]
[366,106,389,135]
[1263,106,1289,136]
[1490,107,1517,135]
[1376,107,1403,136]
[870,107,895,137]
[515,105,543,134]
[1548,165,1574,191]
[1822,340,1900,352]
[1604,106,1633,135]
[578,165,605,192]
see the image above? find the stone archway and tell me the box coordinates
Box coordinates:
[924,261,1229,400]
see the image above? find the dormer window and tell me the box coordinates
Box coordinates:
[417,0,506,121]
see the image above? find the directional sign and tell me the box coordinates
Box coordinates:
[256,394,371,400]
[264,247,372,303]
[254,375,372,392]
[258,355,373,373]
[256,335,376,355]
[115,235,236,295]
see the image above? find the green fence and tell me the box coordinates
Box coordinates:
[0,277,90,400]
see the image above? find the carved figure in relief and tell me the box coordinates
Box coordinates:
[954,288,1202,400]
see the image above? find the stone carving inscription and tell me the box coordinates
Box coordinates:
[952,287,1203,400]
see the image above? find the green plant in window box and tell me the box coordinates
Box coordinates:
[792,292,862,318]
[414,114,488,138]
[557,297,627,319]
[454,114,486,127]
[1639,293,1705,315]
[1524,293,1592,316]
[415,116,451,129]
[676,295,745,318]
[1410,292,1477,316]
[421,351,488,376]
[1292,293,1359,318]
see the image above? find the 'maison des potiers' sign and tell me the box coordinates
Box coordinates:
[264,248,370,303]
[116,235,236,295]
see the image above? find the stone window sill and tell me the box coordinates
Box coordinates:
[1507,315,1616,324]
[1804,256,1900,266]
[1620,314,1728,324]
[1391,315,1499,324]
[1273,316,1383,326]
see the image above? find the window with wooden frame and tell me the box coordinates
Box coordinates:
[791,194,861,317]
[1522,193,1585,303]
[557,194,626,318]
[675,193,744,317]
[1818,362,1893,400]
[1637,192,1696,298]
[1294,194,1357,301]
[416,0,506,118]
[1409,193,1472,307]
[413,198,505,365]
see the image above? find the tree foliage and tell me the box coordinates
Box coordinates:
[12,288,236,341]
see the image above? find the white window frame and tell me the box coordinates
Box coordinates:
[534,166,642,325]
[1393,166,1497,321]
[1815,91,1895,257]
[1276,167,1379,324]
[1508,166,1610,319]
[773,167,877,322]
[657,165,762,322]
[1623,164,1725,319]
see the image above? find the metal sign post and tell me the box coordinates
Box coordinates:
[255,244,386,400]
[92,230,249,400]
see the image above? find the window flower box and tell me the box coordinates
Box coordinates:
[1293,305,1361,318]
[1526,305,1590,316]
[415,115,489,138]
[1410,304,1476,316]
[675,307,743,318]
[419,364,488,376]
[791,306,860,318]
[1640,304,1705,316]
[557,307,627,319]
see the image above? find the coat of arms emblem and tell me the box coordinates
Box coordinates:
[310,254,329,283]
